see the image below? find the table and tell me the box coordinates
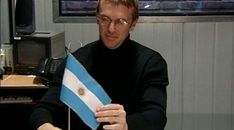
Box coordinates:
[0,74,48,130]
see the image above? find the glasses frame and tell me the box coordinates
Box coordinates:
[97,15,130,29]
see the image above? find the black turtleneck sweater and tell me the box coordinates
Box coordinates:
[29,37,169,130]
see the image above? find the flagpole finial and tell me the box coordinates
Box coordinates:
[68,42,72,50]
[66,42,72,54]
[79,41,83,47]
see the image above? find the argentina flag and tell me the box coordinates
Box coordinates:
[60,53,112,130]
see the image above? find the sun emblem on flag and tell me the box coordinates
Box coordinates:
[78,88,85,96]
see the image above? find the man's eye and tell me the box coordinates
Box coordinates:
[102,17,110,22]
[118,19,128,25]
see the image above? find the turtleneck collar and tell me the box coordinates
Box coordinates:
[96,35,131,55]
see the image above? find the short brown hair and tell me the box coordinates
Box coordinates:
[96,0,139,20]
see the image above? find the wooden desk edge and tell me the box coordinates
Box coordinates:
[0,74,47,88]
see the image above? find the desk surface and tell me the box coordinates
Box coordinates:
[0,74,46,88]
[0,75,48,104]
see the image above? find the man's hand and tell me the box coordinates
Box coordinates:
[95,104,128,130]
[37,123,62,130]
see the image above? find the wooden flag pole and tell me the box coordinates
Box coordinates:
[68,108,71,130]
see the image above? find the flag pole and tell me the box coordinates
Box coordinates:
[66,41,83,130]
[68,108,71,130]
[66,42,72,130]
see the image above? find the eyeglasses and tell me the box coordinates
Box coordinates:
[97,15,129,29]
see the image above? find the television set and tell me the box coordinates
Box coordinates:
[13,31,66,74]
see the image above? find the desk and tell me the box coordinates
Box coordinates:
[1,74,47,103]
[0,75,48,130]
[1,74,45,87]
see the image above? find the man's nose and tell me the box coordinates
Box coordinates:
[107,22,116,32]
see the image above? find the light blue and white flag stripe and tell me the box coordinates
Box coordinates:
[60,53,112,130]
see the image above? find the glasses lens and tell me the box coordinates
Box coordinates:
[98,16,111,26]
[115,19,128,27]
[98,15,129,29]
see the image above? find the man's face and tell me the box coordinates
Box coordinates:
[97,0,138,49]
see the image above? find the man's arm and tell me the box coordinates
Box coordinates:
[127,54,169,130]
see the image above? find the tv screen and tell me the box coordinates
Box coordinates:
[17,39,47,66]
[53,0,234,23]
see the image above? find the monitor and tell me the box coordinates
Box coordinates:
[13,31,66,74]
[53,0,234,23]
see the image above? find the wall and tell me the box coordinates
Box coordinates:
[1,0,234,129]
[134,22,234,130]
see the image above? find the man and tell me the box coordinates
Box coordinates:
[29,0,169,130]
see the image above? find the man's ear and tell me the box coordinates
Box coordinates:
[130,19,138,31]
[96,13,99,24]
